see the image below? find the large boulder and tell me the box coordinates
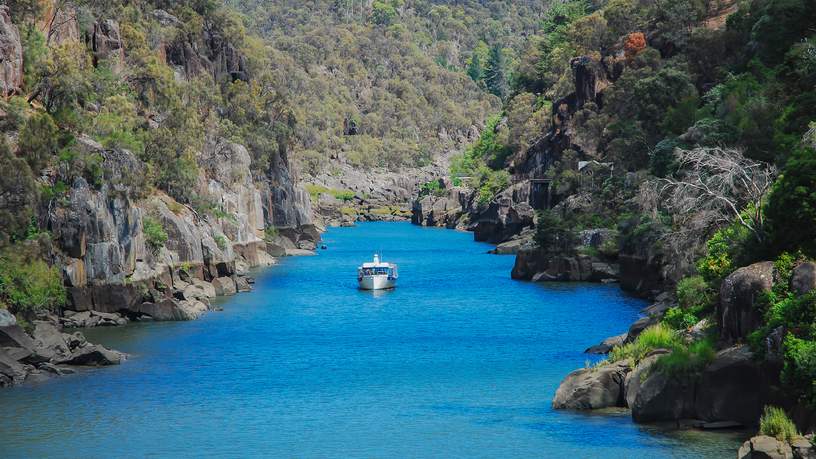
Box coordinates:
[791,262,816,296]
[31,322,71,361]
[212,277,237,296]
[57,344,124,366]
[0,5,22,97]
[631,367,695,423]
[132,298,200,321]
[694,345,781,425]
[738,436,793,459]
[552,360,631,410]
[719,262,775,341]
[624,350,670,408]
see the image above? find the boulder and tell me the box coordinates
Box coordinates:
[719,262,775,341]
[624,350,670,408]
[182,280,216,302]
[625,315,659,343]
[234,276,251,292]
[0,309,16,327]
[552,360,631,410]
[58,344,123,366]
[791,262,816,296]
[133,298,199,321]
[0,348,27,386]
[212,277,237,296]
[0,325,36,352]
[694,345,780,425]
[738,436,793,459]
[631,367,695,423]
[791,436,816,459]
[585,333,627,354]
[0,5,22,97]
[31,322,71,361]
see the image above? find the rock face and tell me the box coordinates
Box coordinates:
[511,248,619,282]
[44,136,304,318]
[719,262,775,341]
[0,5,22,97]
[552,360,631,410]
[89,19,124,67]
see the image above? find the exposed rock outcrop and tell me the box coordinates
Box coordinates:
[738,435,794,459]
[0,5,22,97]
[0,322,123,387]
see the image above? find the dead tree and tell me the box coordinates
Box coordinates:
[639,147,777,270]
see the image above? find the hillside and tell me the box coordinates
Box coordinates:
[411,0,816,443]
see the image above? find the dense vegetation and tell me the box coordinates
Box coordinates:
[449,0,816,416]
[227,0,552,173]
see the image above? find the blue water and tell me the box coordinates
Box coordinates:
[0,222,742,458]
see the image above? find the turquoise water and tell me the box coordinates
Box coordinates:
[0,222,743,458]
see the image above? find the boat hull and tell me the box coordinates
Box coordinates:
[358,275,396,290]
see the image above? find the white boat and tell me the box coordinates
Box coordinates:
[357,254,398,290]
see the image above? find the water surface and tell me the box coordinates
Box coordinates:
[0,222,743,458]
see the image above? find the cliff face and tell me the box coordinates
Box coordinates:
[45,135,314,317]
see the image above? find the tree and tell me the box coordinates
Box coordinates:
[765,146,816,256]
[641,147,777,262]
[485,43,509,100]
[0,139,37,245]
[18,112,59,172]
[371,1,397,26]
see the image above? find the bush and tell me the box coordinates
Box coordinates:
[663,306,699,330]
[264,226,279,241]
[214,235,229,250]
[143,217,168,253]
[676,276,711,310]
[534,209,578,253]
[759,406,800,442]
[609,323,680,363]
[0,247,66,317]
[782,335,816,408]
[653,338,716,376]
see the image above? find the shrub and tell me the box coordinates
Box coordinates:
[676,276,711,310]
[609,323,680,363]
[663,306,699,330]
[653,338,715,376]
[782,335,816,407]
[0,248,66,317]
[214,235,229,250]
[759,406,800,442]
[143,217,168,253]
[264,226,279,241]
[534,209,578,253]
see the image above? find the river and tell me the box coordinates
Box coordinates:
[0,222,743,458]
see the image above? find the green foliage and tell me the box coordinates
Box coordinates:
[653,338,716,376]
[18,112,59,172]
[214,235,229,250]
[0,247,66,317]
[419,180,445,197]
[609,323,681,363]
[662,307,700,330]
[0,139,37,245]
[696,224,752,284]
[676,276,711,310]
[783,335,816,408]
[534,209,579,253]
[473,167,510,206]
[143,217,169,253]
[766,147,816,257]
[264,226,279,241]
[759,406,801,442]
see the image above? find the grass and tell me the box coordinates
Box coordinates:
[759,406,800,442]
[609,323,681,363]
[305,184,356,202]
[609,323,717,377]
